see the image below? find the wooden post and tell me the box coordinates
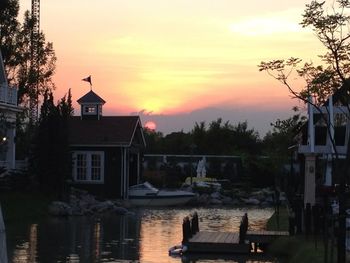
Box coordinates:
[288,209,295,236]
[239,213,248,244]
[312,204,320,249]
[305,203,311,237]
[312,204,320,235]
[295,197,303,234]
[191,212,199,234]
[182,216,192,243]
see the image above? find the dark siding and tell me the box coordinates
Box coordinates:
[70,146,123,198]
[104,147,122,198]
[81,114,99,121]
[129,153,138,186]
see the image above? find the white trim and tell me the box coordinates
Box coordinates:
[308,96,315,153]
[120,148,123,197]
[83,105,97,115]
[137,152,140,184]
[129,117,146,147]
[124,147,127,198]
[72,151,105,184]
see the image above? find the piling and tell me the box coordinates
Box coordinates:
[191,212,199,235]
[182,216,192,243]
[304,203,311,236]
[239,213,248,244]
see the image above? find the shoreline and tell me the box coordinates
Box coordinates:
[265,207,350,263]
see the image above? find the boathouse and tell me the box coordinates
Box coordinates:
[297,83,350,206]
[0,51,20,170]
[68,90,146,199]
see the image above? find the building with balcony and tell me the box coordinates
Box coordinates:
[298,84,350,206]
[0,51,20,170]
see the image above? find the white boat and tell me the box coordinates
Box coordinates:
[129,182,195,207]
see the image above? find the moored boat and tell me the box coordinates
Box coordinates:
[129,182,195,206]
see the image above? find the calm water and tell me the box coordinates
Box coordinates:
[6,207,278,263]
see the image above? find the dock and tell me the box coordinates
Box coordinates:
[181,212,289,254]
[187,231,250,253]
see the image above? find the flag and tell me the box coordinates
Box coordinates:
[82,75,92,85]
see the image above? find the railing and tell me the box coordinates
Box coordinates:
[298,144,347,155]
[0,160,27,170]
[0,84,17,105]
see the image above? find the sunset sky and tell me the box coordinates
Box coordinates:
[18,0,328,136]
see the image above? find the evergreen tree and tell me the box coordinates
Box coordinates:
[31,90,73,198]
[0,0,56,159]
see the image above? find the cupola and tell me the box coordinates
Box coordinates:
[77,90,106,120]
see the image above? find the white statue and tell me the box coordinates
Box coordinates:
[202,157,206,177]
[196,157,207,178]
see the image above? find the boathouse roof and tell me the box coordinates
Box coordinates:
[68,116,146,147]
[77,90,106,104]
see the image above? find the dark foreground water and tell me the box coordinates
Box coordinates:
[6,207,278,263]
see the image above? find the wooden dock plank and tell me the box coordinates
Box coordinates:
[185,229,288,254]
[225,233,236,244]
[217,232,229,243]
[186,231,250,254]
[222,233,230,243]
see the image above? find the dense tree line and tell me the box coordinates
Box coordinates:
[143,115,304,188]
[144,118,261,156]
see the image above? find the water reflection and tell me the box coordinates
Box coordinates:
[7,207,276,263]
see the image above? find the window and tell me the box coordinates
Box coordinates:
[76,154,87,180]
[83,105,97,114]
[91,154,102,180]
[73,151,104,183]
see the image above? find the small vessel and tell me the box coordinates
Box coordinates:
[129,182,195,207]
[168,244,187,256]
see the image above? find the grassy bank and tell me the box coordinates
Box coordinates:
[266,207,289,232]
[0,192,53,223]
[266,207,331,263]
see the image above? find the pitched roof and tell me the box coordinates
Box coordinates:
[0,51,7,85]
[68,116,145,147]
[77,90,106,104]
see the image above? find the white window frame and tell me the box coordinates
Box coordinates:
[72,151,105,183]
[83,105,97,115]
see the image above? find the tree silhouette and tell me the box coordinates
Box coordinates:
[259,1,350,261]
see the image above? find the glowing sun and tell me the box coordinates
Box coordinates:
[144,121,157,131]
